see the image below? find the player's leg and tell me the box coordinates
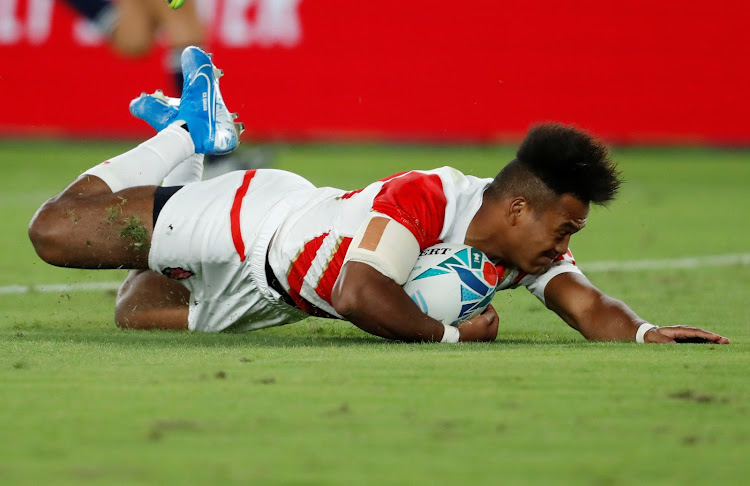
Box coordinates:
[124,0,205,96]
[28,123,194,269]
[116,90,204,330]
[109,0,156,57]
[62,0,154,57]
[28,180,155,269]
[149,2,259,177]
[159,0,205,95]
[115,46,240,330]
[152,0,204,50]
[31,46,240,330]
[115,269,190,330]
[29,174,191,329]
[61,0,118,35]
[130,90,205,184]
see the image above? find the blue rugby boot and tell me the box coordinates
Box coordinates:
[129,90,179,132]
[176,46,244,155]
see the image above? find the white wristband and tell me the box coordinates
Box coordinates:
[440,324,460,343]
[636,322,658,343]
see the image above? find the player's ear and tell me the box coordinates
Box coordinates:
[508,197,528,225]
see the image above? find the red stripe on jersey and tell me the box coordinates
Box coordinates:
[287,233,329,314]
[340,189,363,200]
[483,261,498,286]
[314,237,353,305]
[513,271,527,284]
[230,170,257,261]
[371,172,446,249]
[554,250,576,265]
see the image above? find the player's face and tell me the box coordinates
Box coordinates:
[507,194,589,274]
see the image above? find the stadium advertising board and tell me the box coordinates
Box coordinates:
[0,0,747,143]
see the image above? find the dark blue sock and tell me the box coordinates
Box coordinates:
[166,48,184,96]
[62,0,112,23]
[171,70,184,96]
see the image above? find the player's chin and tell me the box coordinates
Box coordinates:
[523,258,553,275]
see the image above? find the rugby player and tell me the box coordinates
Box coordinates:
[61,0,202,92]
[28,47,729,345]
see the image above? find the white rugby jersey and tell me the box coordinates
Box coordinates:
[266,166,581,318]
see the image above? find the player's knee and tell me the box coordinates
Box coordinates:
[114,307,141,329]
[115,281,143,329]
[114,304,188,331]
[114,298,151,329]
[28,200,69,266]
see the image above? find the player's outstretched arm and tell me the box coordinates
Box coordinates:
[543,272,730,344]
[331,261,498,343]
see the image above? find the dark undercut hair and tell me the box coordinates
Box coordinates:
[486,123,622,208]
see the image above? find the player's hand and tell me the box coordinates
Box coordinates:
[456,305,499,342]
[645,325,730,344]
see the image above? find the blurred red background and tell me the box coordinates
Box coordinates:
[0,0,748,144]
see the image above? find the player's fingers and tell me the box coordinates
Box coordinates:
[467,306,494,327]
[659,326,730,344]
[645,329,676,344]
[486,313,499,341]
[477,305,498,341]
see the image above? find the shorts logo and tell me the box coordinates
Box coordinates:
[162,267,194,280]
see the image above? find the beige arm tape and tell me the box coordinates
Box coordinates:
[343,214,421,285]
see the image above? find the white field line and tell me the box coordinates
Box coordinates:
[1,253,749,296]
[0,281,122,295]
[580,252,750,272]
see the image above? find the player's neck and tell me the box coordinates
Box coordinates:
[464,196,513,266]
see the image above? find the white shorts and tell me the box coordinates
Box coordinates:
[148,169,314,332]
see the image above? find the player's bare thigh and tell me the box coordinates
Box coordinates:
[110,0,156,56]
[116,269,189,330]
[151,0,204,48]
[114,0,204,52]
[28,175,157,270]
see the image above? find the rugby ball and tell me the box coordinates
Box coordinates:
[403,243,498,326]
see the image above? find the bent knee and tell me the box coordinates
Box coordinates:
[114,307,151,330]
[28,200,72,266]
[114,307,138,329]
[115,302,157,330]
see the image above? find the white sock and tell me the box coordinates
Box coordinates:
[83,123,195,193]
[162,154,204,186]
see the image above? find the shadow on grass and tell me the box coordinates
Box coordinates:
[4,329,380,349]
[2,327,584,349]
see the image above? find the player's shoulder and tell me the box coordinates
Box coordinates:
[434,166,493,194]
[371,166,491,213]
[382,166,491,192]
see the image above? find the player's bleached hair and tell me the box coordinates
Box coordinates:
[487,123,622,207]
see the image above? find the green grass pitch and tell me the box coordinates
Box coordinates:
[1,140,749,485]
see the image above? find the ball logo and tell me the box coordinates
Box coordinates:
[409,247,498,324]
